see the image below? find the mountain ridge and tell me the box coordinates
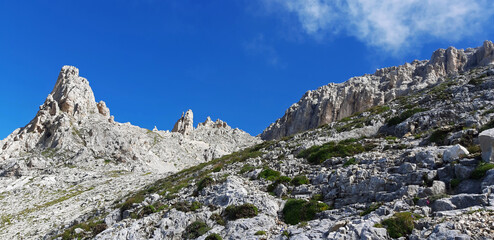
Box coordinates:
[261,40,494,140]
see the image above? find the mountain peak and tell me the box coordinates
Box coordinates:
[49,65,99,118]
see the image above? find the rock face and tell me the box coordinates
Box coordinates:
[48,58,494,240]
[172,109,194,134]
[261,41,494,140]
[479,128,494,162]
[0,66,260,239]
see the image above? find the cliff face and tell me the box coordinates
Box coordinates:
[260,41,494,140]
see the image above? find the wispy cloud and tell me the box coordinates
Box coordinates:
[244,34,283,66]
[262,0,494,53]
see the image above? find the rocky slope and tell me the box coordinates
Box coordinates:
[261,41,494,140]
[56,57,494,239]
[0,66,259,239]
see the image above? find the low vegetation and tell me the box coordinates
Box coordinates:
[224,203,258,220]
[59,220,107,240]
[205,233,223,240]
[291,175,310,186]
[297,138,375,164]
[360,202,383,216]
[471,162,494,179]
[173,201,202,212]
[378,212,421,238]
[387,108,427,126]
[282,199,329,225]
[183,221,210,239]
[258,168,281,181]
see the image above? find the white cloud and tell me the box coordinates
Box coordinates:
[263,0,494,52]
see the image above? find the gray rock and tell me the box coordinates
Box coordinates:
[480,128,494,162]
[274,184,287,197]
[450,194,488,209]
[431,198,456,212]
[454,164,475,180]
[481,169,494,190]
[443,144,469,163]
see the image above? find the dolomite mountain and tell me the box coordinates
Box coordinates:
[261,40,494,140]
[2,42,494,240]
[0,66,259,239]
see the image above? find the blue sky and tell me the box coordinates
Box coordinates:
[1,0,494,139]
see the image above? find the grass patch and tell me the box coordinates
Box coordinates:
[450,178,461,189]
[239,164,255,174]
[386,108,427,126]
[173,201,202,212]
[360,202,383,216]
[291,175,309,186]
[297,138,374,165]
[343,157,358,167]
[282,199,329,225]
[197,176,214,192]
[210,213,225,226]
[59,220,107,240]
[429,129,451,146]
[471,162,494,179]
[380,212,421,238]
[258,168,281,181]
[205,233,222,240]
[480,119,494,132]
[255,231,266,235]
[224,203,258,220]
[183,221,210,239]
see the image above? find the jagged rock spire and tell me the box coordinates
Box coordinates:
[172,109,194,134]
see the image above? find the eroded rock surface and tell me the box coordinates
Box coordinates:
[261,41,494,140]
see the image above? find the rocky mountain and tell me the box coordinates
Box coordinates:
[3,42,494,240]
[261,41,494,140]
[0,66,259,239]
[60,62,494,240]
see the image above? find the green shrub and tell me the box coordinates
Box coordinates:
[173,201,202,212]
[120,193,145,213]
[471,162,494,179]
[282,199,329,225]
[197,176,214,192]
[450,178,461,189]
[480,119,494,132]
[59,220,107,240]
[258,168,281,181]
[343,157,358,167]
[429,129,451,146]
[254,230,266,235]
[387,108,426,126]
[210,213,225,226]
[224,203,258,220]
[381,212,421,238]
[212,165,222,172]
[183,221,210,239]
[291,175,310,186]
[205,233,222,240]
[297,139,373,165]
[360,202,383,216]
[267,175,292,192]
[239,164,255,174]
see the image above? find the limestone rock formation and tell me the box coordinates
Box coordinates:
[0,66,260,239]
[261,41,494,140]
[172,109,194,134]
[72,60,494,240]
[479,128,494,162]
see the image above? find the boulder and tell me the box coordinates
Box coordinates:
[479,128,494,162]
[443,144,469,163]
